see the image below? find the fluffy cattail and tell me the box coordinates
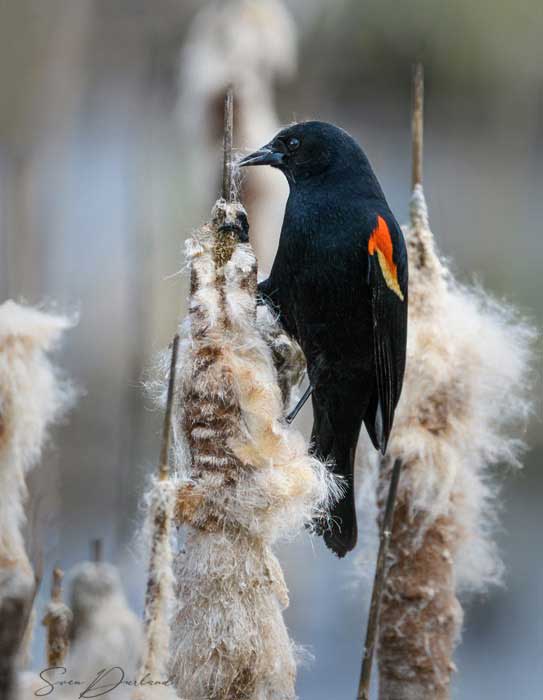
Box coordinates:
[0,570,36,700]
[136,336,181,700]
[53,562,142,699]
[42,568,72,668]
[375,179,536,697]
[0,301,74,699]
[178,0,297,269]
[139,477,177,684]
[170,198,337,700]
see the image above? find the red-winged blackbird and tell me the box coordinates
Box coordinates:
[239,121,408,557]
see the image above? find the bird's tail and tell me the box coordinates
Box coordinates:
[312,402,358,557]
[323,448,357,557]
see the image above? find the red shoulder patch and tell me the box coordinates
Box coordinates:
[368,215,404,301]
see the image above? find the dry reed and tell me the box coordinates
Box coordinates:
[137,336,181,699]
[42,567,72,668]
[168,185,337,698]
[372,66,536,700]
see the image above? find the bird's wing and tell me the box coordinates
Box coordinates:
[366,213,408,454]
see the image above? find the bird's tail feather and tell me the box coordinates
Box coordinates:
[323,453,357,557]
[312,402,358,557]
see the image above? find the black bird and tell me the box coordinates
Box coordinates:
[239,121,408,557]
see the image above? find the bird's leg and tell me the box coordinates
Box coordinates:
[285,384,314,424]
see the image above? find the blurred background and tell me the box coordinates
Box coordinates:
[0,1,541,698]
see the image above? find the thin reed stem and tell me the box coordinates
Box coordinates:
[91,539,102,563]
[222,85,234,202]
[357,458,403,700]
[159,334,180,480]
[412,63,424,189]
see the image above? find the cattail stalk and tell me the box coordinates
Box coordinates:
[140,334,180,682]
[357,459,402,700]
[357,64,426,700]
[374,65,459,700]
[61,562,142,699]
[0,301,74,698]
[42,568,72,667]
[356,66,429,699]
[374,64,536,700]
[411,62,424,189]
[222,84,234,203]
[91,539,103,564]
[170,90,335,700]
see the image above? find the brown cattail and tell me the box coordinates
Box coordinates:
[0,301,74,699]
[168,193,337,699]
[138,335,180,691]
[54,562,142,700]
[374,66,536,700]
[42,567,72,668]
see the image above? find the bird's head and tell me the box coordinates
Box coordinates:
[238,121,365,185]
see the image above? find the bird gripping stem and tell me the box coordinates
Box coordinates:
[285,384,313,424]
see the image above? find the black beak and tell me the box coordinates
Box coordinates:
[238,146,285,168]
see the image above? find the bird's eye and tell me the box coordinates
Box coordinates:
[287,137,300,152]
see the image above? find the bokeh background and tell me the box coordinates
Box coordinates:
[1,1,541,698]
